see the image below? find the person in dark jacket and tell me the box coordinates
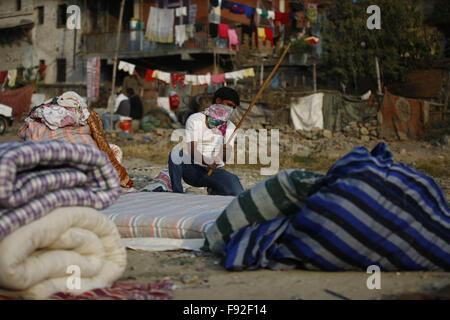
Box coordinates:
[126,88,143,120]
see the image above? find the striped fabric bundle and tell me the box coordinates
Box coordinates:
[0,141,121,239]
[205,170,324,254]
[222,143,450,271]
[18,119,98,147]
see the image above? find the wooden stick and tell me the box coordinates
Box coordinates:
[207,42,292,176]
[109,0,126,129]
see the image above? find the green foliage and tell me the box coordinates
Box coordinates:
[290,37,315,57]
[320,0,436,91]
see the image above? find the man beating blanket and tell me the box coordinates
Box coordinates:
[168,87,244,196]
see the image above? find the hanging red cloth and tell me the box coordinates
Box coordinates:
[275,11,290,25]
[264,28,274,47]
[145,69,155,81]
[219,23,229,39]
[171,73,185,88]
[0,71,7,85]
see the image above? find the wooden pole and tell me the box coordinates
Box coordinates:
[109,0,126,129]
[375,56,382,95]
[313,62,317,92]
[207,42,292,176]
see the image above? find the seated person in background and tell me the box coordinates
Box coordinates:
[168,87,244,196]
[102,88,131,130]
[128,88,143,120]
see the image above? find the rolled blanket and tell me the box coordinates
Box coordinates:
[0,206,126,299]
[0,141,121,239]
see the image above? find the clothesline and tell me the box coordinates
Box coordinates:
[118,60,255,88]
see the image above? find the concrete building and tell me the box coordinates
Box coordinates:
[0,0,85,86]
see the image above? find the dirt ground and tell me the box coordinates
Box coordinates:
[3,121,450,300]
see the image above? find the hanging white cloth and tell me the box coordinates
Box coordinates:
[175,6,187,17]
[157,71,171,85]
[146,7,174,43]
[118,61,135,75]
[175,25,186,47]
[290,93,324,131]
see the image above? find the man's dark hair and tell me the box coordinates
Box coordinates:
[212,87,240,106]
[125,87,135,96]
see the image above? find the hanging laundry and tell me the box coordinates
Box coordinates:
[185,75,199,86]
[243,6,255,19]
[146,7,175,43]
[243,68,255,78]
[171,74,185,88]
[257,27,266,40]
[175,6,187,17]
[261,9,268,19]
[264,28,274,47]
[209,0,221,24]
[211,74,226,85]
[225,70,244,81]
[7,70,17,87]
[228,28,239,52]
[145,69,155,81]
[188,4,197,25]
[175,24,186,47]
[306,7,318,23]
[231,3,245,14]
[185,24,195,38]
[86,56,101,104]
[0,71,8,86]
[253,25,258,48]
[219,23,229,39]
[268,10,275,20]
[209,23,219,38]
[157,71,171,85]
[198,74,212,86]
[256,8,262,16]
[152,70,159,81]
[275,11,290,25]
[118,61,135,75]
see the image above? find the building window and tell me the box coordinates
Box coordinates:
[16,0,21,11]
[37,6,44,25]
[56,59,66,82]
[57,4,68,28]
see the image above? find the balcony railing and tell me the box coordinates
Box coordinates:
[82,25,231,56]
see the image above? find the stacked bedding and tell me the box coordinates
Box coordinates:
[0,141,126,299]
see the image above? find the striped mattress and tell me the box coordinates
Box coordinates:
[101,192,235,239]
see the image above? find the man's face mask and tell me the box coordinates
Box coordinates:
[203,104,234,128]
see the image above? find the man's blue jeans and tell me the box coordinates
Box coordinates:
[102,113,121,130]
[168,149,244,196]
